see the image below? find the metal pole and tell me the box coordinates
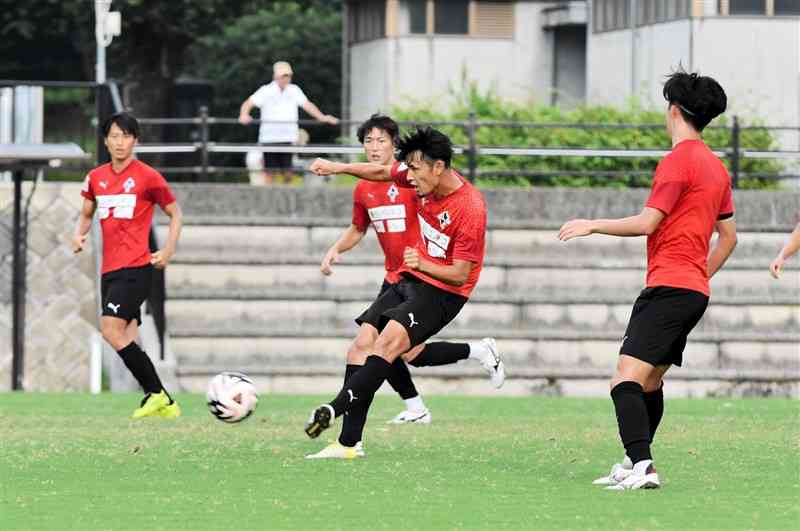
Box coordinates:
[11,169,24,390]
[466,110,478,182]
[731,116,740,188]
[200,105,209,179]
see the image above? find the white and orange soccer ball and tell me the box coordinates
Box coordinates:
[206,372,258,423]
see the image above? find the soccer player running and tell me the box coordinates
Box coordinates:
[769,222,800,279]
[559,69,736,490]
[319,114,495,435]
[72,112,183,419]
[305,127,504,452]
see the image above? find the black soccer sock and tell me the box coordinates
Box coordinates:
[117,342,164,395]
[643,382,665,443]
[408,342,469,367]
[329,355,391,417]
[386,357,419,400]
[338,363,373,447]
[610,381,652,465]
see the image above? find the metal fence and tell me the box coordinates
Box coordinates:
[128,108,799,188]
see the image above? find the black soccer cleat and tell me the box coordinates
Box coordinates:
[304,404,334,439]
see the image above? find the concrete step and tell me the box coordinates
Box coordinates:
[164,296,800,334]
[158,225,795,265]
[165,263,800,300]
[170,333,799,374]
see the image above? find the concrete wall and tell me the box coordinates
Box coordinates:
[0,183,96,391]
[588,16,800,138]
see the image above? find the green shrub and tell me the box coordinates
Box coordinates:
[391,85,782,189]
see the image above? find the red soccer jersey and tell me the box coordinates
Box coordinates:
[390,161,487,298]
[81,159,176,274]
[352,179,419,284]
[644,139,735,296]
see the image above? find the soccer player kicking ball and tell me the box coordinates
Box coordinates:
[559,69,737,490]
[318,114,495,439]
[305,127,504,454]
[73,112,183,419]
[769,222,800,279]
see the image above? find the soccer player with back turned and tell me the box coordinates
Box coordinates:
[559,69,737,489]
[73,112,183,419]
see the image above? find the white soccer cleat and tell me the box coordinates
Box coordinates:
[305,440,365,459]
[592,455,634,486]
[386,408,432,424]
[479,337,505,389]
[606,460,660,491]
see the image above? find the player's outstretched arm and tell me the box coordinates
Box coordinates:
[309,158,392,182]
[558,207,665,241]
[72,198,96,254]
[151,202,182,270]
[321,224,366,276]
[770,221,800,279]
[403,247,472,286]
[708,217,738,278]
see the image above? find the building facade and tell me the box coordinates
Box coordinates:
[344,1,799,135]
[344,0,587,120]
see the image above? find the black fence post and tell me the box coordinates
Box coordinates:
[467,110,477,182]
[731,115,740,188]
[200,105,209,180]
[11,169,24,390]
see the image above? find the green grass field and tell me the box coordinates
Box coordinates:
[1,393,798,530]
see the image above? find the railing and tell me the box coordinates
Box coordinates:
[129,107,800,187]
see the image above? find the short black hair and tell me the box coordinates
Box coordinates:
[356,114,400,145]
[102,112,140,138]
[663,67,727,132]
[396,126,453,168]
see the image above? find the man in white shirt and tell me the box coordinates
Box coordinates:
[239,61,339,184]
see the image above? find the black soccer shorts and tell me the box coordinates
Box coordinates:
[100,264,153,325]
[356,274,467,348]
[619,286,709,367]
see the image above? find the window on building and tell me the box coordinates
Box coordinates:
[408,0,427,34]
[435,0,469,34]
[728,0,766,14]
[775,0,800,15]
[636,0,689,26]
[594,0,631,32]
[349,0,386,43]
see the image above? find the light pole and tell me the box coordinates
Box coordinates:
[94,1,120,164]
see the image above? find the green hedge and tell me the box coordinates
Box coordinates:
[390,86,782,189]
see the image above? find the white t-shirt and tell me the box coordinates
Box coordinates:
[249,81,309,143]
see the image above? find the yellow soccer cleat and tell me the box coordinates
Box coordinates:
[132,391,171,419]
[305,441,364,460]
[157,400,181,419]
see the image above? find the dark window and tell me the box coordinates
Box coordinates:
[729,0,766,15]
[594,0,631,32]
[349,0,386,43]
[637,0,689,26]
[775,0,800,15]
[408,0,427,33]
[435,0,469,34]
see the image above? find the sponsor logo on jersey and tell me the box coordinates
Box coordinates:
[418,214,450,259]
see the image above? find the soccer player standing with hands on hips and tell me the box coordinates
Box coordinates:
[305,127,504,451]
[769,222,800,279]
[559,69,736,490]
[73,112,183,419]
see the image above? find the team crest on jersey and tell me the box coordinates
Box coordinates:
[437,210,451,230]
[123,177,136,193]
[387,184,399,203]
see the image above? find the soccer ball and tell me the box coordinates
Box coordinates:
[206,372,258,423]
